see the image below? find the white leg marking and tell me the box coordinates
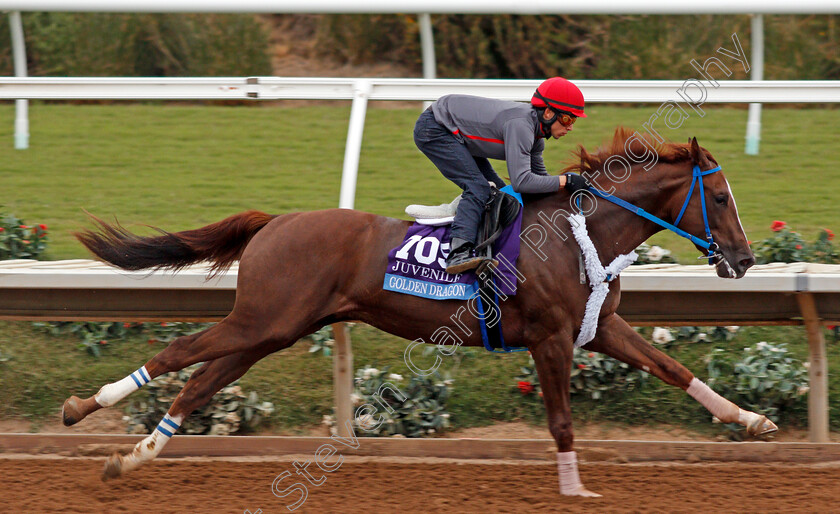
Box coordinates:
[95,366,151,407]
[556,451,601,497]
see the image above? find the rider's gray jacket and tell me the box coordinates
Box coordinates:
[430,94,560,194]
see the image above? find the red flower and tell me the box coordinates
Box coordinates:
[123,322,132,328]
[577,363,586,369]
[38,224,47,231]
[587,352,595,358]
[160,322,168,327]
[796,245,803,250]
[828,325,836,330]
[19,225,27,229]
[771,221,786,232]
[517,381,534,394]
[538,392,544,398]
[21,239,29,244]
[826,229,835,241]
[99,340,108,345]
[0,227,4,232]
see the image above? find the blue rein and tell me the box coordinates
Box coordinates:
[583,164,723,265]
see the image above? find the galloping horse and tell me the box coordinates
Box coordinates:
[62,129,775,496]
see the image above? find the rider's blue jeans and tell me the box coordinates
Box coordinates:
[413,108,505,244]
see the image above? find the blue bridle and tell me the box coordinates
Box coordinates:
[583,164,723,265]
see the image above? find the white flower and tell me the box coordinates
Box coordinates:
[645,245,666,261]
[756,341,768,350]
[427,429,436,434]
[443,379,454,386]
[798,386,810,395]
[652,327,673,345]
[725,326,740,333]
[368,367,379,376]
[350,393,362,405]
[322,414,335,426]
[804,361,811,369]
[441,413,450,419]
[387,373,404,382]
[696,332,707,342]
[355,414,377,430]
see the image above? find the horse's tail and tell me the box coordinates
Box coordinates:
[75,210,278,275]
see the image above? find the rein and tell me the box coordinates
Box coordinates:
[583,164,723,265]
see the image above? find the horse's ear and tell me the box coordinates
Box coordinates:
[688,137,703,164]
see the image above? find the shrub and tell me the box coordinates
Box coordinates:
[125,364,274,435]
[632,243,678,265]
[752,222,838,264]
[18,13,271,77]
[0,212,49,260]
[32,321,213,356]
[706,341,809,430]
[516,348,648,401]
[307,326,335,357]
[323,365,452,437]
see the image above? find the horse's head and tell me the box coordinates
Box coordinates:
[667,137,754,279]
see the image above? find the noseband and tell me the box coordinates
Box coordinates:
[583,164,724,266]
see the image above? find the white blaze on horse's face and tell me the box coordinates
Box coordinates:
[706,172,755,279]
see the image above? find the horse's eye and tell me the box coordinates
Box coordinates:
[714,194,728,205]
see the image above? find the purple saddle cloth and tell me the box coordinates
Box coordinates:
[383,192,523,301]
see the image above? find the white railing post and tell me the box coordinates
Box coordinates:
[332,79,371,437]
[338,79,371,210]
[745,14,764,155]
[419,14,436,110]
[9,11,29,150]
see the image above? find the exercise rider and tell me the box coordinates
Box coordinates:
[413,77,590,274]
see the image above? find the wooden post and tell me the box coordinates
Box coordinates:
[796,293,830,443]
[332,322,354,437]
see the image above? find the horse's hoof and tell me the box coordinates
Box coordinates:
[61,396,84,426]
[102,454,123,481]
[562,486,602,498]
[747,415,778,436]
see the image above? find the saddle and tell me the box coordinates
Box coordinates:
[406,185,522,274]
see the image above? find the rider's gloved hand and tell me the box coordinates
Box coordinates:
[563,172,590,195]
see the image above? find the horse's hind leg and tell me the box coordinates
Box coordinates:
[583,314,777,436]
[62,315,286,425]
[102,348,268,480]
[62,326,213,426]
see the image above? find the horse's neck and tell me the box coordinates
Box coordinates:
[525,176,672,265]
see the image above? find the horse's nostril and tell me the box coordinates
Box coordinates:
[739,256,756,270]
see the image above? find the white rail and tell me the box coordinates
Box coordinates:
[2,77,840,102]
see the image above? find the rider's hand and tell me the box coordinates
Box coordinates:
[563,172,590,195]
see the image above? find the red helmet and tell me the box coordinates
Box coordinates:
[531,77,586,118]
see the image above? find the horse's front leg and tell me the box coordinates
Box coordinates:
[531,333,601,498]
[583,313,777,436]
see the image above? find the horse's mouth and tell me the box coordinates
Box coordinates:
[715,257,738,279]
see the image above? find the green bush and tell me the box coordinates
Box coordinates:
[752,221,838,264]
[633,243,678,265]
[324,365,452,437]
[5,13,271,77]
[313,14,840,80]
[32,321,213,356]
[516,348,648,402]
[706,341,810,428]
[125,364,274,435]
[0,212,49,260]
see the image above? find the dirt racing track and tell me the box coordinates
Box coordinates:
[2,436,840,513]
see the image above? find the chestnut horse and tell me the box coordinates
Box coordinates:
[62,130,775,496]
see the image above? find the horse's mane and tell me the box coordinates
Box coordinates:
[563,127,693,175]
